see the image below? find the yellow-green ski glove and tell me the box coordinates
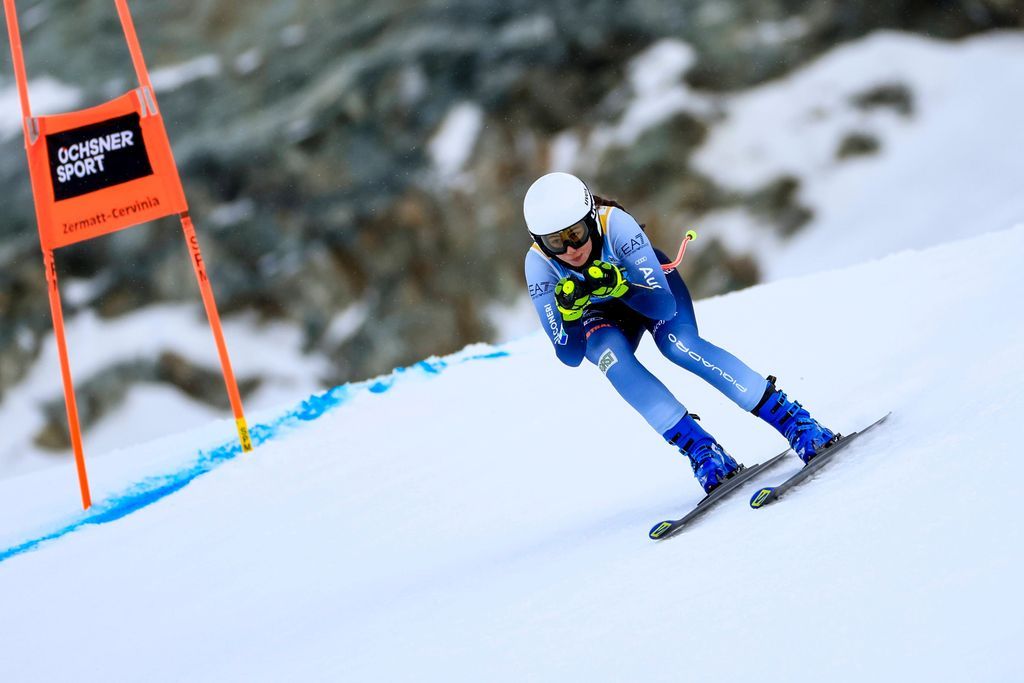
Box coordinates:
[554,277,590,322]
[585,260,629,299]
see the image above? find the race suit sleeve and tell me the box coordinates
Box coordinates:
[606,210,677,321]
[525,249,587,367]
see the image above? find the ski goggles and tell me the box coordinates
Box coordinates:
[536,218,593,255]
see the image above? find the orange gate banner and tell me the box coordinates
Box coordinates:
[26,88,188,250]
[4,0,253,510]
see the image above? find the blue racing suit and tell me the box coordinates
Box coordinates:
[525,205,770,435]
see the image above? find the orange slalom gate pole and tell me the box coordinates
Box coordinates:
[181,214,253,453]
[43,251,93,509]
[114,0,252,452]
[3,0,31,124]
[113,0,154,94]
[5,0,93,508]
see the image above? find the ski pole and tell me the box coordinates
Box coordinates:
[661,229,698,271]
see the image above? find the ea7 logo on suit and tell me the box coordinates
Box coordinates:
[529,282,555,299]
[621,232,647,256]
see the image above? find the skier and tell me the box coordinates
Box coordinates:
[524,172,838,494]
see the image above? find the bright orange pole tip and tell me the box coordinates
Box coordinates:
[662,228,698,272]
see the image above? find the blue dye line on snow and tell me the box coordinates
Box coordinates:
[0,348,510,565]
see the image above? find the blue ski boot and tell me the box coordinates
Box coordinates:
[754,376,838,463]
[662,412,741,494]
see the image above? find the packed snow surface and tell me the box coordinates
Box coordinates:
[1,225,1021,681]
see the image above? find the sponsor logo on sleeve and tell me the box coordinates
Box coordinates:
[543,303,568,345]
[638,266,662,289]
[529,282,555,299]
[621,232,647,256]
[597,348,618,374]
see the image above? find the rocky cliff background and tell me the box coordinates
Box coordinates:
[1,0,1021,451]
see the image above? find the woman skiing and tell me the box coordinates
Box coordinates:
[523,172,837,494]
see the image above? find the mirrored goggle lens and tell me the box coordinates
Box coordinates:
[540,221,590,254]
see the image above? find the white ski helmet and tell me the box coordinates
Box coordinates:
[523,172,597,238]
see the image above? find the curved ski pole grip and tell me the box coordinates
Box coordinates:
[661,229,698,271]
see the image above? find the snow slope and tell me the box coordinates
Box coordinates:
[1,225,1021,681]
[694,31,1024,280]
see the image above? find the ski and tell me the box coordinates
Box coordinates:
[749,412,892,509]
[649,450,789,541]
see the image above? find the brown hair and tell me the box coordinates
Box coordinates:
[593,194,646,230]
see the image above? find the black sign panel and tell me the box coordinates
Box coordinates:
[46,113,153,202]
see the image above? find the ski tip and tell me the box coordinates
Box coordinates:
[649,521,674,540]
[749,487,776,509]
